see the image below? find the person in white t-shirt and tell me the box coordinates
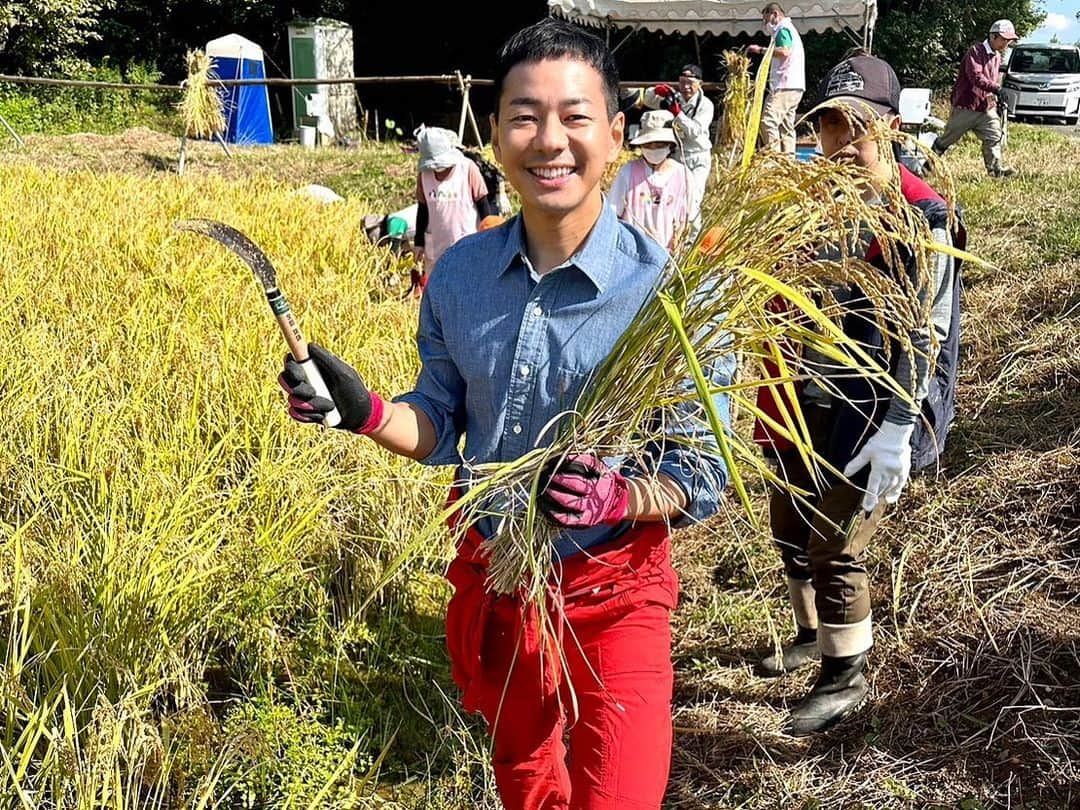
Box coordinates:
[608,109,699,251]
[749,3,806,153]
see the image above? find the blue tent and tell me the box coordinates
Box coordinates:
[206,34,273,145]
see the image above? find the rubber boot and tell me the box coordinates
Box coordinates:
[757,625,820,677]
[784,652,868,736]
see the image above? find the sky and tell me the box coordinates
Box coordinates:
[1026,0,1080,43]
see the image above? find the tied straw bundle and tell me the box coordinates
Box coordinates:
[376,45,979,606]
[717,50,752,157]
[177,49,227,173]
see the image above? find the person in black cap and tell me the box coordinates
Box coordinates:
[748,53,966,736]
[643,63,715,205]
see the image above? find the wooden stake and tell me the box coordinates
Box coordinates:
[214,133,233,158]
[456,70,469,144]
[0,112,24,147]
[463,75,484,146]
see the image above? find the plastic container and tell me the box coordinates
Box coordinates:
[298,125,316,148]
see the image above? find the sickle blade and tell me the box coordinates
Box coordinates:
[174,218,278,290]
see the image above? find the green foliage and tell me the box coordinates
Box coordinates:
[0,0,114,74]
[213,697,373,808]
[0,60,175,135]
[873,0,1045,89]
[86,1,354,79]
[801,0,1045,92]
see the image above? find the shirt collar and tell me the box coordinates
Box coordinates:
[496,202,619,292]
[983,40,994,54]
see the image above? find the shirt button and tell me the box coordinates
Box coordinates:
[533,306,543,317]
[520,364,530,377]
[512,424,522,435]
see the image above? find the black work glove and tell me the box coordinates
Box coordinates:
[278,343,373,431]
[996,87,1008,105]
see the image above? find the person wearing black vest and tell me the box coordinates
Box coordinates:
[751,55,966,735]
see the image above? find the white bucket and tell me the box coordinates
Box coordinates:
[298,125,316,149]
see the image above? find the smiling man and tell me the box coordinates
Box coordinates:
[277,15,732,810]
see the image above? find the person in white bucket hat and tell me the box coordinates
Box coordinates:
[411,125,496,283]
[607,109,699,251]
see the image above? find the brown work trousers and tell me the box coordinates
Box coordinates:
[769,404,882,627]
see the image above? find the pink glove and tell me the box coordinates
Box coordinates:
[538,453,630,528]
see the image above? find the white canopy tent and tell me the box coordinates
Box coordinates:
[549,0,877,46]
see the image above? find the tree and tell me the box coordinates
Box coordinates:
[84,0,352,79]
[0,0,114,74]
[870,0,1044,88]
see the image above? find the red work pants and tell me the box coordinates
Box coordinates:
[445,519,679,810]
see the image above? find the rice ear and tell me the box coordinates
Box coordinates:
[741,43,774,173]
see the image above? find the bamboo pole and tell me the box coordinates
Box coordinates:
[214,133,233,158]
[455,71,484,147]
[465,83,484,146]
[0,112,25,147]
[0,73,717,92]
[456,71,468,144]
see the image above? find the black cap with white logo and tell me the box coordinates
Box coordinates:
[814,55,902,119]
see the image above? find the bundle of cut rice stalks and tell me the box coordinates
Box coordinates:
[177,49,227,174]
[717,50,752,160]
[384,45,977,606]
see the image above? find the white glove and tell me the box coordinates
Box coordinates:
[842,421,915,512]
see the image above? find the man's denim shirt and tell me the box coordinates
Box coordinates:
[396,203,733,558]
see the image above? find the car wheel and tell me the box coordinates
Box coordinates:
[1066,116,1079,127]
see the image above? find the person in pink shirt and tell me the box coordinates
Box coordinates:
[412,126,496,284]
[608,109,699,251]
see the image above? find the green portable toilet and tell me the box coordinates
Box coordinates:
[287,18,358,141]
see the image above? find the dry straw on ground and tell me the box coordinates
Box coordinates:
[664,129,1080,808]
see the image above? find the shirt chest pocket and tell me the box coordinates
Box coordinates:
[545,365,593,414]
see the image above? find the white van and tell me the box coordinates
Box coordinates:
[1001,43,1080,125]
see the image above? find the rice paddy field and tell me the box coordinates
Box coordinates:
[0,124,1077,808]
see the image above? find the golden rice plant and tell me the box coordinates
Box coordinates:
[0,164,443,802]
